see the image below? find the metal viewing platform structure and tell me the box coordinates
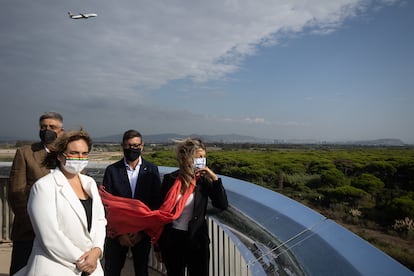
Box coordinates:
[1,162,413,275]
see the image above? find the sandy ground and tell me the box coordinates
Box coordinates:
[0,148,122,162]
[0,242,12,276]
[0,149,16,160]
[0,241,163,276]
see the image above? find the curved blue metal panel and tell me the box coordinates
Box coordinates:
[216,173,413,276]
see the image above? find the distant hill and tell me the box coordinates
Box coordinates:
[340,138,405,146]
[0,134,407,146]
[94,133,274,144]
[93,133,406,146]
[0,136,28,143]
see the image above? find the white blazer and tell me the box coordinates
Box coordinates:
[15,168,107,276]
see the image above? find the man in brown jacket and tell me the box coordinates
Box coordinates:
[7,111,64,275]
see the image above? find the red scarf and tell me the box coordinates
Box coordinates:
[99,176,195,243]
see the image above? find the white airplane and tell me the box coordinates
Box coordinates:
[68,12,97,19]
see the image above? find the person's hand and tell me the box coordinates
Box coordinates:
[196,166,218,181]
[129,232,143,246]
[118,234,134,247]
[76,247,101,275]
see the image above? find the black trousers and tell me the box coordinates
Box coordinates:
[104,236,151,276]
[161,228,210,276]
[9,240,33,275]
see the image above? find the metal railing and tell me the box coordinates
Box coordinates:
[146,217,253,276]
[0,176,12,241]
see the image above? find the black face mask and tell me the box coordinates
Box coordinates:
[123,148,141,162]
[39,129,57,145]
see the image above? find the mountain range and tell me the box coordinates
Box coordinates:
[93,133,406,146]
[94,133,273,144]
[0,134,407,146]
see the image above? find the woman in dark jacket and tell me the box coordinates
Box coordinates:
[158,138,228,276]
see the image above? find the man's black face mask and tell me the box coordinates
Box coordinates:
[124,148,141,162]
[39,129,57,145]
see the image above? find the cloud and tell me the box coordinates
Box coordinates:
[1,0,405,139]
[3,1,375,94]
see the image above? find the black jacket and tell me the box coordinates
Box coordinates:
[102,158,162,210]
[160,170,228,241]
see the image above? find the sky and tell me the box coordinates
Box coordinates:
[1,0,413,144]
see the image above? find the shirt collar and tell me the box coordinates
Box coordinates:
[123,157,142,170]
[43,144,50,153]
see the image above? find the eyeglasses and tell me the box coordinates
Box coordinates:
[123,143,142,149]
[40,124,62,131]
[63,152,89,159]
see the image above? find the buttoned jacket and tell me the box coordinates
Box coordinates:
[102,158,162,210]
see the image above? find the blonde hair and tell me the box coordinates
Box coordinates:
[175,138,206,192]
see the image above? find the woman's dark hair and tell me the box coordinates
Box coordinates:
[43,129,92,169]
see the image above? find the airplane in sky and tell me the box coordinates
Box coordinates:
[68,12,97,19]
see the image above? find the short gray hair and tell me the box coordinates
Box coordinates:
[39,112,63,126]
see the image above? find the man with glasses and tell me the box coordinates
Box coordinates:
[8,111,64,275]
[102,129,162,276]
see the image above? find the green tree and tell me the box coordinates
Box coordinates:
[320,168,348,188]
[334,159,356,177]
[319,185,368,206]
[389,192,414,220]
[394,161,414,191]
[306,160,335,174]
[363,161,397,187]
[351,173,384,195]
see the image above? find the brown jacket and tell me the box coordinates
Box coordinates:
[7,142,50,241]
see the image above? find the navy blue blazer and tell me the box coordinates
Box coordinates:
[102,158,162,211]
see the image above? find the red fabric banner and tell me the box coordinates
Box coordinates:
[99,177,195,243]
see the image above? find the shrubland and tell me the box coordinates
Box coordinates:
[2,143,413,269]
[144,144,414,270]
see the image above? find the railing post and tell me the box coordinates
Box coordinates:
[207,217,253,276]
[0,177,3,241]
[1,177,12,242]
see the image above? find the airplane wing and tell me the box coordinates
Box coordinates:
[68,12,82,19]
[84,13,97,18]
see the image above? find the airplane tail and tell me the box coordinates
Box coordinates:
[68,11,73,18]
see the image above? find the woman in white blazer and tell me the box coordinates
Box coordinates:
[15,130,106,276]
